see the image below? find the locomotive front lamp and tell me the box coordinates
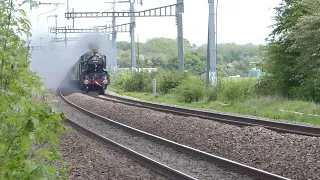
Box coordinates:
[84,80,89,84]
[103,79,108,84]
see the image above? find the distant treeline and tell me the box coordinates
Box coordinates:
[116,38,264,77]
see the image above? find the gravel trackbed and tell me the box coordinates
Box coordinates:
[57,95,252,179]
[62,92,320,180]
[59,125,169,180]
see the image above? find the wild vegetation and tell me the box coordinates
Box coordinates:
[0,1,67,179]
[1,0,320,177]
[259,0,320,102]
[113,0,320,124]
[112,70,320,124]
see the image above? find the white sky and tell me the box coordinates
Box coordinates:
[23,0,282,46]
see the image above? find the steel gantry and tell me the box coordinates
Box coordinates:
[50,22,131,34]
[65,4,180,18]
[28,46,46,51]
[64,1,185,72]
[50,37,81,43]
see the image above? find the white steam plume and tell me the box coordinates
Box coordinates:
[30,33,113,89]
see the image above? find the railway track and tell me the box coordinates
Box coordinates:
[90,92,320,137]
[59,89,289,180]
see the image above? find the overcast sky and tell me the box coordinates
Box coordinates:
[23,0,282,46]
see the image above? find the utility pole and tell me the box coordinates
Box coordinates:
[137,34,140,68]
[111,0,117,78]
[64,26,67,48]
[66,0,69,12]
[206,0,217,87]
[176,0,184,71]
[47,14,58,41]
[130,1,136,74]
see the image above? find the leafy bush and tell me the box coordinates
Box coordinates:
[217,78,256,103]
[0,1,67,179]
[115,70,262,104]
[205,84,218,102]
[254,74,279,96]
[294,70,320,102]
[174,76,206,103]
[114,69,190,94]
[157,70,190,94]
[122,70,152,92]
[112,70,131,89]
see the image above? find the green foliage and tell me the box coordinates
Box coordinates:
[114,70,258,104]
[254,74,279,96]
[205,85,218,102]
[113,70,131,89]
[174,76,206,103]
[217,78,256,103]
[115,70,191,94]
[123,71,152,92]
[116,39,263,77]
[157,70,190,94]
[0,1,67,179]
[262,0,320,102]
[167,52,206,75]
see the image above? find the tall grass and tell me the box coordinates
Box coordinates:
[217,78,257,103]
[113,70,258,104]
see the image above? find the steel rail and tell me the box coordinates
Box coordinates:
[94,93,320,137]
[59,89,289,180]
[65,120,196,180]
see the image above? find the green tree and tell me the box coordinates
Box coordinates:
[0,1,67,179]
[116,41,131,51]
[168,52,206,75]
[116,37,263,76]
[260,0,320,100]
[288,0,320,101]
[117,50,131,68]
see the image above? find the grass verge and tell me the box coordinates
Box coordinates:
[110,70,320,126]
[110,87,320,126]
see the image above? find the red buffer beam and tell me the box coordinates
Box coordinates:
[65,3,183,19]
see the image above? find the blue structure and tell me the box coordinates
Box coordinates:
[248,68,264,77]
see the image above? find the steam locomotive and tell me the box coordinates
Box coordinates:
[69,49,110,94]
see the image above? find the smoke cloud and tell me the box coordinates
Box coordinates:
[29,33,114,89]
